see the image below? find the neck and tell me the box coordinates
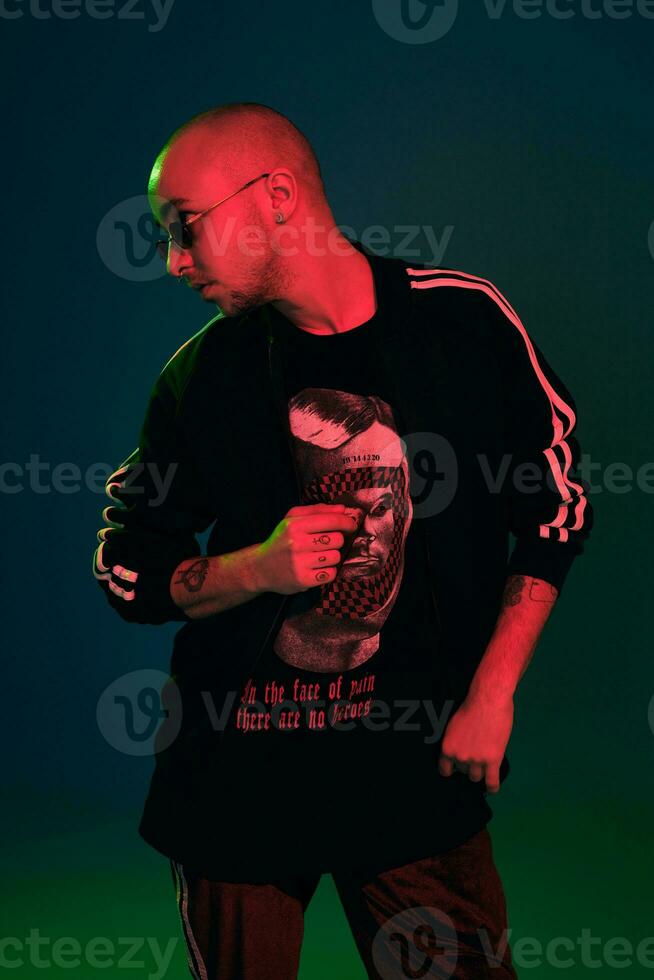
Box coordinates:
[270,234,377,336]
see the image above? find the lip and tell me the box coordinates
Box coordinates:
[343,556,379,566]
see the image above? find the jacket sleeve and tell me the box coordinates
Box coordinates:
[92,370,216,624]
[482,285,594,596]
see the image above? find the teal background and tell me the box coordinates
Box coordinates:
[2,1,652,976]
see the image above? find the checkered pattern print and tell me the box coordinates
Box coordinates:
[302,465,409,618]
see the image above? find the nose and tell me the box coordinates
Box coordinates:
[354,519,374,541]
[166,241,193,280]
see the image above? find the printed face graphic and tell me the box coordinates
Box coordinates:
[273,388,413,673]
[338,486,393,581]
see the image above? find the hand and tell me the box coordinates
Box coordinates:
[437,692,514,794]
[253,503,363,596]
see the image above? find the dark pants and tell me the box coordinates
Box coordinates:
[169,827,519,979]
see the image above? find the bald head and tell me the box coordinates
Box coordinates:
[146,102,357,320]
[150,102,326,209]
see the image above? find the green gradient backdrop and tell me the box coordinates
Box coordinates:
[2,2,651,977]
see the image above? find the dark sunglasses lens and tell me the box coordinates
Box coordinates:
[156,220,192,261]
[169,219,193,250]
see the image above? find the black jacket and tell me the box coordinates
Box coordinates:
[92,241,594,871]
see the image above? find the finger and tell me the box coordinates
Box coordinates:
[467,762,484,782]
[303,531,345,552]
[303,564,338,587]
[293,513,362,534]
[305,549,342,569]
[484,763,501,794]
[438,755,454,777]
[287,504,348,517]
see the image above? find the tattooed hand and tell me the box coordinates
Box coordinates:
[253,503,363,596]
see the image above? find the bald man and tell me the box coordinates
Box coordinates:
[94,102,593,979]
[148,103,375,330]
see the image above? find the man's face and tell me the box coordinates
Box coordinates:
[293,415,413,626]
[148,132,285,317]
[338,486,394,581]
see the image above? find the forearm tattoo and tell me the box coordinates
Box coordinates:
[501,574,558,607]
[528,579,559,602]
[174,558,209,593]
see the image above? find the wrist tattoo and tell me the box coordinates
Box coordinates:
[175,558,209,593]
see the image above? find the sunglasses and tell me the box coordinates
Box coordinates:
[155,172,271,261]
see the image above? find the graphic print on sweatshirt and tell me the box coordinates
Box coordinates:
[272,386,413,674]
